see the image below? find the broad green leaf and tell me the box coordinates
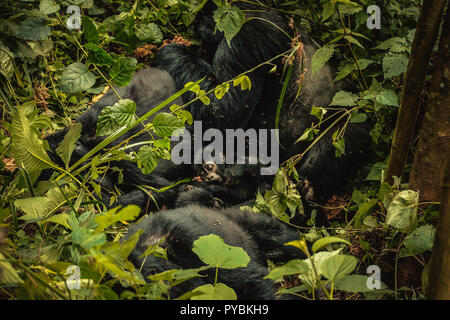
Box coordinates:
[55,123,82,170]
[385,190,419,233]
[152,112,184,137]
[321,254,357,281]
[330,90,358,106]
[10,106,55,182]
[91,231,145,284]
[94,205,140,233]
[61,62,96,93]
[334,63,355,81]
[399,224,435,258]
[321,1,336,22]
[137,146,159,174]
[96,99,137,136]
[173,266,211,281]
[311,105,327,121]
[16,17,51,41]
[46,213,71,229]
[191,283,237,300]
[354,199,377,228]
[85,43,114,66]
[311,44,334,76]
[312,236,351,253]
[335,274,388,293]
[383,54,408,79]
[71,227,107,249]
[350,112,368,123]
[109,57,137,87]
[0,42,14,79]
[376,90,399,107]
[14,187,74,222]
[295,127,317,143]
[39,0,60,15]
[0,253,23,284]
[192,234,250,269]
[135,23,163,43]
[213,5,245,46]
[148,269,178,282]
[332,137,345,157]
[82,16,99,44]
[264,259,309,280]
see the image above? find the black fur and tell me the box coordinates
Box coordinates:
[125,205,301,299]
[43,1,372,210]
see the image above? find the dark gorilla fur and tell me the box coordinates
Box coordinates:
[43,0,372,211]
[124,205,301,299]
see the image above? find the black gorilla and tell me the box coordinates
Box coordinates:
[44,0,372,211]
[124,205,301,299]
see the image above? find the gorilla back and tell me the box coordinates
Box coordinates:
[125,206,301,299]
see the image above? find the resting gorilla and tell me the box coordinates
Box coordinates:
[124,205,301,300]
[44,0,372,211]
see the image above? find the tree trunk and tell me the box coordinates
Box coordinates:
[428,155,450,299]
[385,0,446,185]
[409,5,450,202]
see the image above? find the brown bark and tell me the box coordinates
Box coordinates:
[385,0,446,185]
[409,6,450,202]
[428,155,450,299]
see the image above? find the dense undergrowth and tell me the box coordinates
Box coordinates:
[0,0,439,300]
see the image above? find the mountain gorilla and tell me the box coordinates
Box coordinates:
[125,205,301,299]
[44,0,372,211]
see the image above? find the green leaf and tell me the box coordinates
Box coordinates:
[85,43,114,66]
[353,199,377,228]
[60,62,96,93]
[330,90,358,106]
[152,112,184,137]
[350,112,368,123]
[135,23,163,43]
[332,137,345,157]
[82,16,99,44]
[109,57,137,87]
[213,5,245,46]
[137,145,159,174]
[10,106,55,181]
[334,63,355,81]
[96,99,137,136]
[311,44,334,76]
[192,234,250,269]
[94,205,140,233]
[71,227,107,249]
[399,224,435,258]
[345,35,364,49]
[376,90,399,107]
[191,283,237,300]
[46,213,71,229]
[264,259,309,280]
[321,254,357,281]
[385,190,419,233]
[335,274,388,293]
[0,43,14,79]
[0,253,23,284]
[383,54,408,79]
[39,0,60,15]
[15,187,73,222]
[321,1,336,22]
[311,105,327,121]
[55,123,82,170]
[311,236,351,253]
[16,17,51,41]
